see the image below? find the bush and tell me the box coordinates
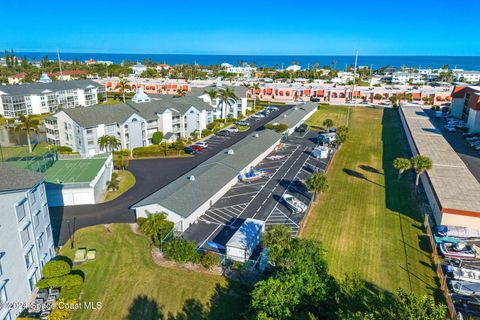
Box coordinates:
[152,131,164,144]
[164,239,200,263]
[202,129,213,137]
[113,149,130,157]
[49,299,77,320]
[200,251,220,269]
[37,273,84,289]
[57,146,73,153]
[42,258,72,278]
[137,217,147,228]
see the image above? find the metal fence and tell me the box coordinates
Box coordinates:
[424,214,457,319]
[3,150,57,173]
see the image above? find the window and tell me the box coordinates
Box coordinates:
[42,203,49,218]
[20,224,31,247]
[28,270,37,292]
[15,200,27,222]
[46,224,52,239]
[25,246,34,269]
[38,233,44,249]
[33,210,40,229]
[0,284,7,308]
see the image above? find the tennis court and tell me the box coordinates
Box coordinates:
[44,158,107,183]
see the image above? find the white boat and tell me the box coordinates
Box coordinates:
[450,280,480,296]
[448,266,480,283]
[238,167,270,183]
[439,242,480,260]
[282,193,307,214]
[436,225,480,240]
[266,155,285,160]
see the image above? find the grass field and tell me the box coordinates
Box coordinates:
[104,170,136,202]
[44,158,107,183]
[305,105,349,130]
[1,142,51,160]
[301,105,440,298]
[60,224,250,320]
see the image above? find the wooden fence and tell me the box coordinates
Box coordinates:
[424,214,457,319]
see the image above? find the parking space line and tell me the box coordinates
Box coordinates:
[231,181,265,189]
[206,210,232,221]
[222,191,258,199]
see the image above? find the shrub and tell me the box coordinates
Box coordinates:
[264,123,288,133]
[49,299,77,320]
[200,251,220,269]
[151,131,164,144]
[137,217,147,228]
[164,239,200,263]
[37,273,83,289]
[57,146,73,153]
[202,129,213,137]
[113,149,130,157]
[42,258,72,278]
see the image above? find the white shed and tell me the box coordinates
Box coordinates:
[226,218,265,262]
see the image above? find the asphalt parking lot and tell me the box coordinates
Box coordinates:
[182,129,335,254]
[425,109,480,182]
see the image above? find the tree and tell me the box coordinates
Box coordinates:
[374,93,383,100]
[411,155,432,190]
[251,82,260,109]
[106,172,120,191]
[176,88,187,97]
[323,118,334,130]
[393,157,412,180]
[140,212,174,247]
[262,225,293,266]
[217,88,238,122]
[14,114,40,153]
[151,131,164,145]
[97,135,120,153]
[306,172,329,198]
[389,95,399,107]
[115,78,131,103]
[204,89,217,107]
[336,126,349,144]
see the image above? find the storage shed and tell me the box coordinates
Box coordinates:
[226,218,265,262]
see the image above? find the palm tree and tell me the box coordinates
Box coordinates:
[14,114,40,153]
[97,135,120,153]
[97,135,111,153]
[176,88,187,97]
[322,119,334,130]
[331,60,337,71]
[411,155,433,190]
[306,172,328,199]
[140,212,174,248]
[115,78,131,103]
[108,135,120,152]
[204,89,217,107]
[216,88,238,122]
[251,82,260,109]
[106,172,120,191]
[393,157,412,180]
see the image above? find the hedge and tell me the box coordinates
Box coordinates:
[264,123,289,133]
[133,145,185,157]
[42,259,71,278]
[200,251,220,269]
[57,146,73,153]
[36,274,83,289]
[164,239,199,263]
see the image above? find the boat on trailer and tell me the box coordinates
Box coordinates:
[439,242,480,260]
[449,280,480,296]
[448,265,480,283]
[282,193,308,214]
[436,225,480,240]
[238,167,270,183]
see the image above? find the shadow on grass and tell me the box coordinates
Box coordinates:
[381,108,442,301]
[359,164,383,175]
[342,168,384,188]
[125,280,251,320]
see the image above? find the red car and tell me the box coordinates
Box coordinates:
[190,145,204,152]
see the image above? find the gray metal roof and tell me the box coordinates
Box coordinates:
[401,105,480,214]
[0,80,102,96]
[60,94,214,128]
[132,102,317,217]
[226,218,265,249]
[0,163,44,192]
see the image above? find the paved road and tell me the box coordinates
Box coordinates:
[51,105,293,245]
[425,109,480,182]
[182,129,334,253]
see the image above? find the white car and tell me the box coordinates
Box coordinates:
[253,113,265,118]
[225,127,239,133]
[195,141,208,148]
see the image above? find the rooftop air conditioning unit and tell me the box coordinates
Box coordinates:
[254,133,259,138]
[227,149,234,155]
[188,175,195,181]
[284,114,287,117]
[294,107,298,110]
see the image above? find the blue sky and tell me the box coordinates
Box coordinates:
[1,0,478,55]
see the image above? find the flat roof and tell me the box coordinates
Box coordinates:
[226,218,265,249]
[44,158,107,183]
[132,102,317,216]
[401,105,480,214]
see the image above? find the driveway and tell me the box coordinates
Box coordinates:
[51,105,294,245]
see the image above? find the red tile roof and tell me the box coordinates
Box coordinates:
[451,86,466,98]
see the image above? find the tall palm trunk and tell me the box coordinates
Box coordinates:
[122,90,126,103]
[26,132,32,153]
[397,169,403,180]
[223,100,228,123]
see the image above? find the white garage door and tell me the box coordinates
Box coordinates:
[73,192,94,205]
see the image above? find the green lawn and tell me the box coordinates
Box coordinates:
[305,105,349,130]
[1,142,51,161]
[301,105,440,298]
[60,224,250,320]
[104,170,136,202]
[44,158,107,183]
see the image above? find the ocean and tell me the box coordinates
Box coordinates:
[14,52,480,70]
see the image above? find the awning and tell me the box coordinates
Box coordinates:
[304,89,311,95]
[265,88,273,94]
[316,90,324,97]
[412,92,421,100]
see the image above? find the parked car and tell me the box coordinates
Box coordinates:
[190,145,204,152]
[252,113,265,118]
[466,136,480,142]
[444,125,456,132]
[184,147,197,154]
[295,124,308,133]
[195,141,208,148]
[216,130,230,136]
[267,106,279,111]
[236,120,250,126]
[225,127,239,133]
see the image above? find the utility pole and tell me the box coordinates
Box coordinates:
[347,49,359,128]
[56,49,63,79]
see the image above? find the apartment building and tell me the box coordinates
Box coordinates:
[391,72,425,84]
[0,80,106,117]
[450,85,480,133]
[454,70,480,84]
[0,164,54,320]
